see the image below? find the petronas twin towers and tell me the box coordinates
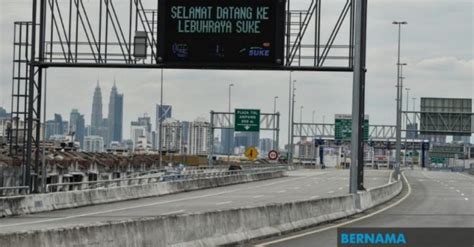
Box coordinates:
[91,81,123,147]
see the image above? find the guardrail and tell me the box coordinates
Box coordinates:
[44,166,288,193]
[0,166,289,196]
[0,186,30,196]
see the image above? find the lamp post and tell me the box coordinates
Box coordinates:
[228,83,234,165]
[404,87,410,167]
[287,72,293,165]
[393,20,407,178]
[289,80,296,164]
[273,96,278,150]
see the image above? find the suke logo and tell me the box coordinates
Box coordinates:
[244,47,270,57]
[172,43,188,58]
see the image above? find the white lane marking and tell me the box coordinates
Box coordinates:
[277,190,287,193]
[252,195,264,199]
[161,210,184,215]
[0,171,333,228]
[215,201,232,205]
[338,187,343,190]
[456,189,460,193]
[465,198,469,201]
[255,172,412,247]
[310,196,320,199]
[327,191,334,194]
[0,190,237,228]
[461,193,465,196]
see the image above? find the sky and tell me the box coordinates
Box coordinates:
[0,0,473,144]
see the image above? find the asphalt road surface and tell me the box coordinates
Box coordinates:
[256,170,474,247]
[0,169,391,234]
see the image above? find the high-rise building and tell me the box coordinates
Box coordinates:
[259,138,273,154]
[0,107,8,118]
[84,135,104,152]
[160,118,181,153]
[180,121,191,153]
[221,129,234,155]
[107,83,124,145]
[91,81,103,135]
[130,114,152,150]
[234,132,259,148]
[69,109,85,147]
[45,113,66,140]
[187,118,210,155]
[156,104,172,128]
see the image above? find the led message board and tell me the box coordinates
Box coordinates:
[158,0,285,67]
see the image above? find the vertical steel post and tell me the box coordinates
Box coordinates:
[350,0,367,193]
[25,0,38,191]
[287,72,292,165]
[208,111,214,167]
[158,69,163,169]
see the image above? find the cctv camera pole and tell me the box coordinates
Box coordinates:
[349,0,367,194]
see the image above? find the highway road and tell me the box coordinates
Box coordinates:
[256,170,474,247]
[0,169,391,234]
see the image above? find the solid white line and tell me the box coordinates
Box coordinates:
[338,187,343,190]
[256,172,412,247]
[461,193,465,196]
[252,195,264,199]
[327,191,334,194]
[277,190,286,193]
[456,189,460,193]
[465,198,469,201]
[310,196,320,199]
[216,201,232,205]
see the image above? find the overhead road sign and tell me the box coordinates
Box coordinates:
[420,97,472,135]
[158,0,285,68]
[334,114,369,141]
[235,109,260,132]
[245,147,259,160]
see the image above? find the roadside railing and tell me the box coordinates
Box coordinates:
[43,166,288,193]
[0,186,30,196]
[0,166,289,196]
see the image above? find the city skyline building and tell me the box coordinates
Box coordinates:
[91,81,103,135]
[187,118,210,155]
[45,113,67,140]
[84,135,104,152]
[107,82,124,145]
[69,109,85,147]
[156,104,172,129]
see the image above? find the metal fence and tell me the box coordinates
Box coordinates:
[0,166,289,196]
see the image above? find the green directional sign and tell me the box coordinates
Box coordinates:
[235,109,260,132]
[431,156,446,163]
[334,114,369,141]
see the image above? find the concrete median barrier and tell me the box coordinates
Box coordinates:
[0,170,285,217]
[0,174,403,247]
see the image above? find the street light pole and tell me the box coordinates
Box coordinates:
[287,72,293,165]
[393,20,407,178]
[273,96,278,150]
[404,87,410,167]
[158,69,164,169]
[228,83,234,165]
[290,80,296,165]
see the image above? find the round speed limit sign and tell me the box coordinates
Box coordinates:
[268,150,279,160]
